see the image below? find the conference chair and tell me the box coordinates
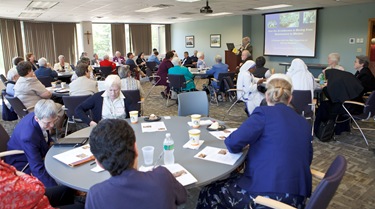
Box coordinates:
[144,68,161,101]
[146,61,158,72]
[208,72,235,106]
[178,91,209,117]
[99,66,113,79]
[62,95,91,136]
[37,76,53,87]
[0,74,7,85]
[0,123,24,162]
[254,155,347,209]
[4,95,30,118]
[221,76,245,120]
[166,74,191,106]
[342,91,375,149]
[291,90,316,136]
[122,90,142,116]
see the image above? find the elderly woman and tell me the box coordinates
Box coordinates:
[197,74,313,209]
[168,57,196,91]
[100,54,116,73]
[76,75,138,126]
[6,57,23,96]
[71,56,95,81]
[113,51,126,65]
[53,55,72,72]
[236,60,265,115]
[118,65,145,99]
[91,53,100,66]
[5,99,60,187]
[286,58,318,100]
[196,51,206,69]
[136,52,147,73]
[26,52,38,71]
[325,52,345,71]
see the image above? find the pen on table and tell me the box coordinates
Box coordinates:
[153,152,164,169]
[90,161,96,166]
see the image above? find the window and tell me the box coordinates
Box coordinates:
[151,25,166,54]
[93,24,112,58]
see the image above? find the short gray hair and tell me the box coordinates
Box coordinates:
[34,99,58,119]
[105,75,121,90]
[103,54,109,60]
[328,53,340,63]
[7,68,18,81]
[171,57,180,66]
[215,55,222,63]
[118,65,131,79]
[242,50,251,58]
[58,55,65,60]
[197,51,204,59]
[38,57,47,66]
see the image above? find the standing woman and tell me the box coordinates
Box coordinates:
[197,74,313,209]
[136,52,147,74]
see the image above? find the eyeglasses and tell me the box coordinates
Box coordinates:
[38,117,58,126]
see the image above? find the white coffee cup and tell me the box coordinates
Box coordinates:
[61,82,66,88]
[51,82,56,88]
[130,111,139,124]
[188,129,201,146]
[142,146,154,166]
[191,114,201,128]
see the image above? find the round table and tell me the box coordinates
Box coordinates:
[45,116,246,192]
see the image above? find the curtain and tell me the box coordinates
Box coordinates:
[165,24,171,52]
[23,22,55,65]
[111,24,126,56]
[0,19,24,73]
[53,23,77,64]
[129,24,151,55]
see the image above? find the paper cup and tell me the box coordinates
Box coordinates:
[189,129,201,146]
[51,82,56,88]
[61,82,66,88]
[191,114,201,128]
[142,146,154,166]
[130,111,139,124]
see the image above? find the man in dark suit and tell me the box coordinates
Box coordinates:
[34,57,58,80]
[181,51,193,67]
[190,50,198,65]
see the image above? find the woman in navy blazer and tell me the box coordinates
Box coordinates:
[197,74,313,209]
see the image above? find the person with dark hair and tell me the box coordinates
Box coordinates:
[125,52,145,78]
[354,55,375,95]
[91,53,100,65]
[136,52,147,73]
[7,57,24,80]
[26,52,38,71]
[86,119,187,208]
[118,65,145,99]
[72,57,95,81]
[190,50,198,64]
[148,51,160,65]
[69,63,98,96]
[181,51,193,67]
[253,56,269,78]
[156,51,175,98]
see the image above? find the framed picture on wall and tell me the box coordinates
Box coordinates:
[210,34,221,48]
[185,35,194,48]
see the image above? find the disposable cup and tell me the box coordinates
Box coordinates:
[142,146,154,166]
[188,129,201,146]
[130,111,139,124]
[191,114,201,128]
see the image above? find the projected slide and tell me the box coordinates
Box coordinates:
[264,9,317,57]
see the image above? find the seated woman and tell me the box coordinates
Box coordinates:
[136,52,147,74]
[196,51,207,69]
[5,99,60,187]
[325,52,345,71]
[354,55,375,96]
[286,58,318,100]
[118,65,145,99]
[86,119,187,208]
[71,56,95,81]
[236,60,265,115]
[168,57,196,91]
[253,56,269,78]
[75,75,139,126]
[197,74,313,209]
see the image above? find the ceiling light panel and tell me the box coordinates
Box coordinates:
[254,4,292,10]
[27,1,59,9]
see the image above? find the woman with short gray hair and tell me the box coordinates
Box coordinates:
[118,66,145,99]
[325,52,345,71]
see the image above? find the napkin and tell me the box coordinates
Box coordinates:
[187,120,213,126]
[138,165,154,172]
[91,165,105,173]
[183,140,204,150]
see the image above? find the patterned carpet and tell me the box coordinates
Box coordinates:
[1,79,375,209]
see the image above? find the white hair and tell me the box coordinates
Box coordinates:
[105,75,121,90]
[58,55,65,60]
[103,54,109,60]
[34,99,58,119]
[171,57,180,66]
[215,55,222,63]
[197,51,204,59]
[7,69,18,81]
[38,57,47,66]
[328,53,340,63]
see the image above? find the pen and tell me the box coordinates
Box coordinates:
[153,152,164,169]
[90,161,96,166]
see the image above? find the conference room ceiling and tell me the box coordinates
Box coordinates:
[0,0,374,24]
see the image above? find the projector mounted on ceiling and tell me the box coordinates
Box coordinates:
[200,0,213,14]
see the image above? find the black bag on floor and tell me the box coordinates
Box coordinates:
[316,119,336,142]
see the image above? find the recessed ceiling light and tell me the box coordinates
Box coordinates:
[135,7,163,13]
[27,1,59,9]
[19,12,42,18]
[254,4,292,10]
[205,12,232,17]
[176,0,201,2]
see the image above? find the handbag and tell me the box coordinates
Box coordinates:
[316,119,336,142]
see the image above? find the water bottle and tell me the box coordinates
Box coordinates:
[319,73,325,85]
[163,133,175,165]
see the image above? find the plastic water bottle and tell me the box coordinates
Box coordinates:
[319,73,325,85]
[163,133,175,165]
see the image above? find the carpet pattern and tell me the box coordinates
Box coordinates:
[1,79,375,209]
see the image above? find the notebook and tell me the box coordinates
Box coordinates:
[54,137,88,146]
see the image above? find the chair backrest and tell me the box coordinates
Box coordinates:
[178,91,209,116]
[168,74,186,91]
[364,91,375,117]
[62,95,91,119]
[306,155,347,209]
[0,74,7,85]
[291,90,313,116]
[0,123,10,153]
[146,62,157,71]
[4,95,29,118]
[37,76,52,87]
[122,90,141,113]
[100,66,113,78]
[217,72,235,84]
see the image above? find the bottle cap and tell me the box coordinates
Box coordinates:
[166,133,171,137]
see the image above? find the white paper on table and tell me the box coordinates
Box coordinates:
[53,145,94,167]
[209,128,237,140]
[91,165,105,173]
[162,163,198,186]
[183,140,204,150]
[164,116,171,119]
[187,120,213,127]
[141,122,167,133]
[194,146,243,166]
[138,165,154,172]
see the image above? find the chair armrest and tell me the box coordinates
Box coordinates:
[0,150,24,158]
[311,168,325,179]
[210,78,218,82]
[343,101,366,107]
[254,196,296,209]
[227,89,243,92]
